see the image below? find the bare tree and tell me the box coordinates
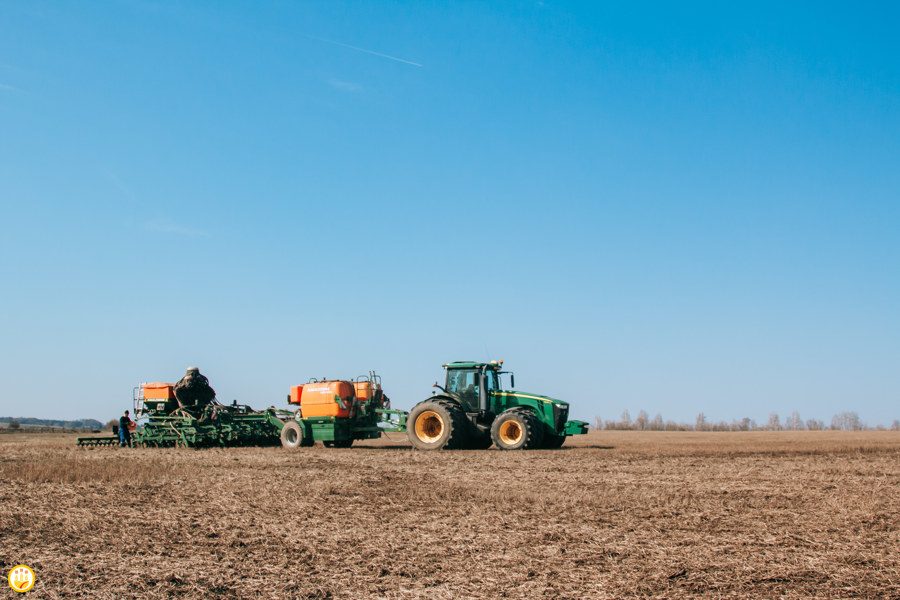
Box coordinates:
[766,413,782,431]
[8,419,20,430]
[831,412,864,431]
[891,420,900,432]
[695,412,707,431]
[650,413,664,431]
[620,410,632,430]
[635,410,649,431]
[733,417,752,431]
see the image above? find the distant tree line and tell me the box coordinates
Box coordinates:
[0,417,104,429]
[592,410,900,432]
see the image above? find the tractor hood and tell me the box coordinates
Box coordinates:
[494,391,569,407]
[493,391,577,433]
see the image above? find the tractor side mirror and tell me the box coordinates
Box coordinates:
[511,374,515,388]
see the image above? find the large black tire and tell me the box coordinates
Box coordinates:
[491,408,544,450]
[280,421,305,449]
[323,439,353,448]
[541,433,567,449]
[407,399,468,450]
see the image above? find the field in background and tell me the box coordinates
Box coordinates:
[1,431,898,599]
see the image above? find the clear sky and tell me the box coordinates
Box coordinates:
[1,2,898,426]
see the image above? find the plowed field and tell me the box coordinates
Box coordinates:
[2,431,898,599]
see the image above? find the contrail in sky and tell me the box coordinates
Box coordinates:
[311,36,423,68]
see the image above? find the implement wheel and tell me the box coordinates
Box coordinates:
[407,399,467,450]
[491,408,544,450]
[280,421,305,449]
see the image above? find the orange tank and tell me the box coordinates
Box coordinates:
[299,380,355,418]
[143,382,175,400]
[353,380,373,402]
[289,385,303,405]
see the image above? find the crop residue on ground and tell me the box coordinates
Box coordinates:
[1,431,898,599]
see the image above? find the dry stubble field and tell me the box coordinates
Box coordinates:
[1,431,899,599]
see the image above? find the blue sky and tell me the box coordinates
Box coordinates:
[1,2,898,426]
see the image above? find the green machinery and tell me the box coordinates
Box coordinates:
[78,362,587,450]
[405,361,588,450]
[278,372,407,449]
[129,404,293,447]
[78,373,405,449]
[77,385,296,448]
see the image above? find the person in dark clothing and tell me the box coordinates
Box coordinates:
[174,367,216,410]
[119,410,133,447]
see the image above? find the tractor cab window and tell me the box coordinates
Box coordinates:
[446,369,479,404]
[484,371,497,393]
[445,370,465,394]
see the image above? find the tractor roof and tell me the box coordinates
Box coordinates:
[443,361,503,370]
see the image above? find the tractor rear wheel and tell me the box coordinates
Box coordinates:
[541,433,567,449]
[407,399,468,450]
[490,408,544,450]
[280,421,305,449]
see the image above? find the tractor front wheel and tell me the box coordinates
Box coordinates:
[490,408,544,450]
[280,421,305,449]
[407,400,467,450]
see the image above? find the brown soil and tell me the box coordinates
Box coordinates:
[1,431,898,599]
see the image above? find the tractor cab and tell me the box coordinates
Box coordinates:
[442,361,512,414]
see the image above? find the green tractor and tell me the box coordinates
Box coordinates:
[407,361,588,450]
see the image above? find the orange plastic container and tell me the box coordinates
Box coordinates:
[289,385,304,405]
[353,381,372,402]
[299,380,355,418]
[143,382,175,400]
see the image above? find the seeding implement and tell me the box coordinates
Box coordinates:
[76,384,295,448]
[78,362,587,450]
[78,372,404,448]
